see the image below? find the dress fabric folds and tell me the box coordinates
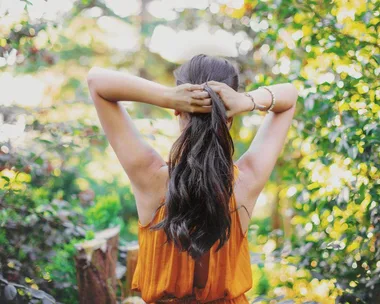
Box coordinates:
[131,165,252,303]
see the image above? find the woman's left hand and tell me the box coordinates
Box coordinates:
[164,83,212,115]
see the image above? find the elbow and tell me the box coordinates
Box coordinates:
[289,83,299,106]
[87,66,102,91]
[282,83,298,112]
[281,83,298,110]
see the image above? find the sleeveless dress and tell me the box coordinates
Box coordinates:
[131,165,252,303]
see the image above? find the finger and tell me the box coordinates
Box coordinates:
[206,84,222,93]
[191,91,210,99]
[187,84,205,91]
[192,106,212,114]
[201,98,212,106]
[190,98,211,106]
[207,81,223,86]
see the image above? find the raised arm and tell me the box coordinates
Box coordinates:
[86,67,211,219]
[87,67,169,193]
[207,81,298,216]
[237,83,298,197]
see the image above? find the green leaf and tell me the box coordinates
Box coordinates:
[373,54,380,65]
[20,0,33,5]
[1,176,10,182]
[37,139,53,145]
[35,157,44,165]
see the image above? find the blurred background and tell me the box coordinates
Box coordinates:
[0,0,379,303]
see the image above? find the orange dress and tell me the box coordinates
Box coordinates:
[131,165,252,303]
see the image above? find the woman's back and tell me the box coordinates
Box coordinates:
[88,53,297,303]
[131,165,252,303]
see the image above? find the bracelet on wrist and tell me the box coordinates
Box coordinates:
[244,92,269,112]
[259,86,276,112]
[244,92,255,111]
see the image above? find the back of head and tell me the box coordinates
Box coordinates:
[150,54,240,260]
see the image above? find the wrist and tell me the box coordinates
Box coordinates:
[162,86,175,109]
[240,92,254,113]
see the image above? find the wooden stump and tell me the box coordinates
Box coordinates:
[124,243,140,297]
[74,226,120,304]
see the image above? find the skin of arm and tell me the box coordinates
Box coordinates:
[87,67,211,111]
[243,83,298,113]
[87,68,165,213]
[87,66,297,222]
[207,81,299,218]
[239,84,298,214]
[86,67,210,224]
[88,67,170,107]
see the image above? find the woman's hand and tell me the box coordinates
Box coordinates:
[206,81,253,118]
[165,83,212,114]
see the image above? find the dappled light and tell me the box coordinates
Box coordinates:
[0,0,379,303]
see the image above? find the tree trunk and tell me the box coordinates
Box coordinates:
[124,243,140,297]
[74,227,120,304]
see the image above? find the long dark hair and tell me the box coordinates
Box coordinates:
[150,54,240,260]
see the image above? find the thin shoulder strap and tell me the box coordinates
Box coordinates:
[237,204,250,218]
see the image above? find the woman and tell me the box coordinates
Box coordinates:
[87,54,298,303]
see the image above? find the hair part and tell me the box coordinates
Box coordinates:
[149,54,240,260]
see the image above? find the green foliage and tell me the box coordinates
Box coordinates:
[46,241,82,303]
[0,111,103,303]
[256,267,270,295]
[85,230,95,240]
[1,0,379,303]
[0,183,87,302]
[0,274,57,304]
[217,0,379,302]
[86,192,124,231]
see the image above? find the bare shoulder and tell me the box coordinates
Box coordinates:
[136,162,259,228]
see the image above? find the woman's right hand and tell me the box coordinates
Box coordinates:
[165,83,212,115]
[206,81,253,118]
